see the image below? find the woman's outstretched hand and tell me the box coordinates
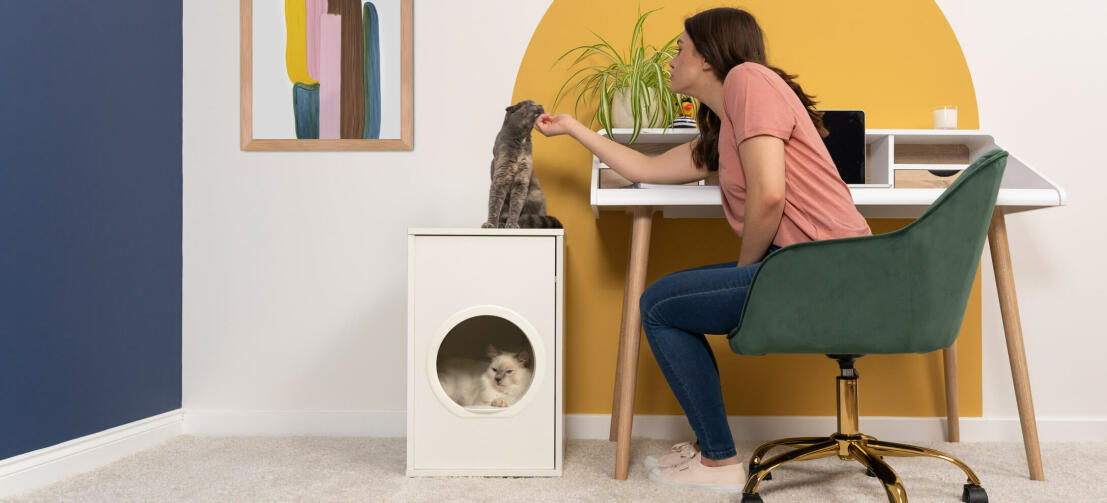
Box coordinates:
[534,113,576,137]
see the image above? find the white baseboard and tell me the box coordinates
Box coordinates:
[183,409,406,436]
[566,414,1107,443]
[183,409,1107,443]
[0,409,184,499]
[959,416,1107,442]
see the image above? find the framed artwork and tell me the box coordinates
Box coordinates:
[240,0,413,151]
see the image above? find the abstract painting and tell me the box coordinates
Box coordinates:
[240,0,413,150]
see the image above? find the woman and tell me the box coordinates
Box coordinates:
[535,7,872,492]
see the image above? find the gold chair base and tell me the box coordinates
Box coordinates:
[742,432,984,503]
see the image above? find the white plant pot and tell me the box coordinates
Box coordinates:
[610,88,666,129]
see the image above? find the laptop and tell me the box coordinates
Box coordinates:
[817,110,866,185]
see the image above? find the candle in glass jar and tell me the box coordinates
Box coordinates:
[934,106,958,129]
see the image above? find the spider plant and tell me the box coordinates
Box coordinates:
[551,7,686,144]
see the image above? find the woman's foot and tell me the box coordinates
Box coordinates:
[648,451,746,494]
[643,440,698,470]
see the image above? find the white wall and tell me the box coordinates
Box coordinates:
[934,0,1107,420]
[184,0,1107,435]
[182,0,552,424]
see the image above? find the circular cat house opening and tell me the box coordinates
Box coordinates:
[429,306,543,417]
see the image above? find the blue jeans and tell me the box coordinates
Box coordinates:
[639,244,781,460]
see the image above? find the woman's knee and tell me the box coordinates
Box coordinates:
[639,280,672,326]
[639,285,657,324]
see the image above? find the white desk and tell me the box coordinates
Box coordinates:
[592,128,1065,481]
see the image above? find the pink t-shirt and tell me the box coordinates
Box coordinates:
[716,62,872,247]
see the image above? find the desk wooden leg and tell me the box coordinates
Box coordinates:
[988,208,1045,481]
[609,232,635,442]
[942,345,960,442]
[612,206,654,480]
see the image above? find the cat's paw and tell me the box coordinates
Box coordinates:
[481,221,497,228]
[503,223,520,229]
[491,398,509,407]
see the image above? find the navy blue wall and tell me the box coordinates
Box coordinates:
[0,2,182,460]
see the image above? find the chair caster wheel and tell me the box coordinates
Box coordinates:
[741,493,763,503]
[747,463,772,480]
[962,484,988,503]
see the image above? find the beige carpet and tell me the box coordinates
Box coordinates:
[5,436,1106,502]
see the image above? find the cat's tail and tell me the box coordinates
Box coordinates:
[518,215,563,229]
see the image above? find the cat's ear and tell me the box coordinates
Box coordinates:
[515,349,531,368]
[486,344,500,358]
[505,102,522,113]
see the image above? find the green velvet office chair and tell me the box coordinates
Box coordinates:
[729,149,1009,503]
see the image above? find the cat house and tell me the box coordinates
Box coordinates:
[407,228,564,476]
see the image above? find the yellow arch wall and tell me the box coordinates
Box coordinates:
[513,0,982,417]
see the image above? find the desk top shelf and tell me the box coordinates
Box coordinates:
[589,128,1066,219]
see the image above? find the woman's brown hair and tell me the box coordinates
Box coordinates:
[684,8,827,171]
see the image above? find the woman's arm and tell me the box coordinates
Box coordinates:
[736,135,786,266]
[536,114,707,184]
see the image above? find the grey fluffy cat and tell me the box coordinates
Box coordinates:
[481,100,563,229]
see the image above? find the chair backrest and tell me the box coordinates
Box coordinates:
[728,149,1008,355]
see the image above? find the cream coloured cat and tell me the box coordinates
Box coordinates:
[438,345,533,408]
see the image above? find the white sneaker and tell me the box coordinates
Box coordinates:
[648,451,746,494]
[643,440,697,470]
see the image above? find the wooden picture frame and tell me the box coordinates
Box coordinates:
[240,0,413,151]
